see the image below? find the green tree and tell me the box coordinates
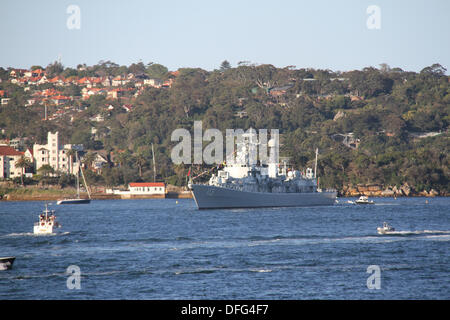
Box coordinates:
[133,151,148,178]
[128,62,146,75]
[420,63,447,77]
[15,155,32,186]
[146,63,168,78]
[82,151,97,170]
[38,164,55,177]
[220,60,231,71]
[37,165,55,186]
[45,61,64,77]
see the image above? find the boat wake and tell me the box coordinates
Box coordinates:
[378,230,450,236]
[1,231,70,238]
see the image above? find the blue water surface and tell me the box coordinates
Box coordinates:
[0,197,449,299]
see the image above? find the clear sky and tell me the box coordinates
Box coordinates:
[1,0,449,73]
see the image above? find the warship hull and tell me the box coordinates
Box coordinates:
[191,184,337,209]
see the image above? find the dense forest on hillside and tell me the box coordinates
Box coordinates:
[0,61,448,194]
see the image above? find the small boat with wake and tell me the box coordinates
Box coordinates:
[377,222,395,235]
[33,204,61,235]
[0,257,15,270]
[354,196,374,205]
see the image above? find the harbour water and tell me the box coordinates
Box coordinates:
[0,197,449,299]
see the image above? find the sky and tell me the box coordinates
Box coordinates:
[1,0,449,73]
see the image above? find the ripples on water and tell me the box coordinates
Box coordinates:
[0,197,449,299]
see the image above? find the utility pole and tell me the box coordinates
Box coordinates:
[152,143,156,182]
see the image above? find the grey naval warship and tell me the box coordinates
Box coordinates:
[189,132,337,209]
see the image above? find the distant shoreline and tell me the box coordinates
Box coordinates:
[0,192,193,201]
[1,182,447,202]
[1,189,446,202]
[0,184,194,201]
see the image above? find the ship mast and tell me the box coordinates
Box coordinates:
[152,143,156,182]
[75,151,80,198]
[76,151,91,199]
[80,164,91,199]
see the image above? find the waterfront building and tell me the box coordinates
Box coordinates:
[32,131,81,176]
[128,182,166,195]
[0,146,32,179]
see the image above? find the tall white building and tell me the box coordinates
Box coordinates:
[33,131,81,175]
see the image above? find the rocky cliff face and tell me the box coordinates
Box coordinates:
[340,182,443,197]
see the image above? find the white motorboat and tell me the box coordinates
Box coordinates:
[355,196,374,204]
[377,222,395,234]
[33,204,61,235]
[0,257,15,270]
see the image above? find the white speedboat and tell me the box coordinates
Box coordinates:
[0,257,15,270]
[377,222,395,234]
[355,196,374,204]
[33,204,61,235]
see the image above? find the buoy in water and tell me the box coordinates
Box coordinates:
[176,200,179,204]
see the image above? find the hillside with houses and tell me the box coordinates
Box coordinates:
[0,61,448,197]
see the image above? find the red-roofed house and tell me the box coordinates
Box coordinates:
[143,78,163,88]
[32,69,45,77]
[9,69,27,78]
[128,182,165,195]
[102,77,112,87]
[106,181,166,197]
[112,76,130,87]
[162,78,174,88]
[51,95,71,105]
[107,88,130,99]
[64,76,79,84]
[78,77,91,86]
[82,88,106,100]
[25,148,33,159]
[90,77,103,86]
[27,76,44,85]
[39,88,62,98]
[48,76,65,85]
[0,146,25,179]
